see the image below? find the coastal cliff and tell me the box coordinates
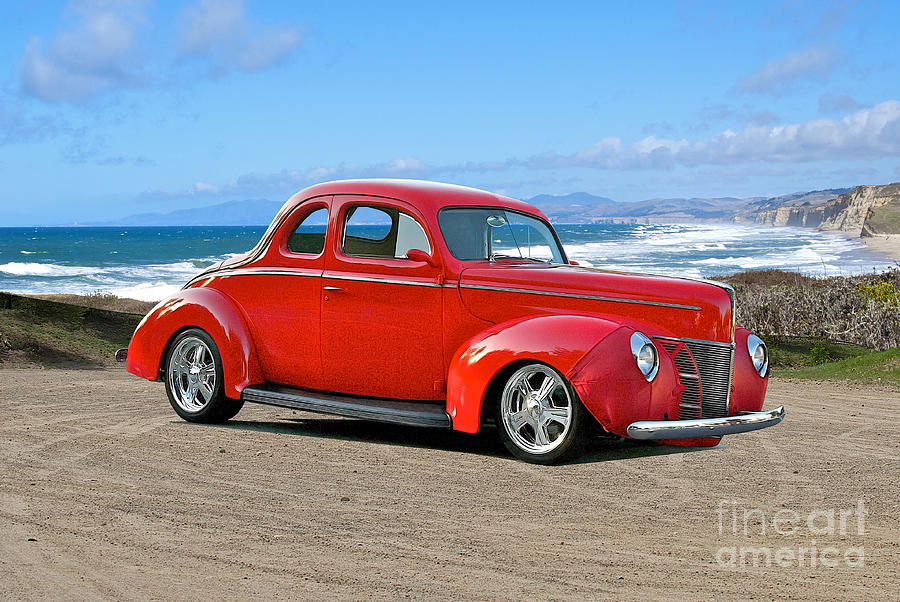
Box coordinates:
[750,183,900,237]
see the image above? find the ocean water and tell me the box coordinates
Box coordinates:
[0,223,894,302]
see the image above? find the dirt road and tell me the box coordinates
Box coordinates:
[1,369,897,600]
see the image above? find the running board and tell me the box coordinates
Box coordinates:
[241,383,452,429]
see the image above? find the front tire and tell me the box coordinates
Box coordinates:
[165,328,243,423]
[495,363,587,464]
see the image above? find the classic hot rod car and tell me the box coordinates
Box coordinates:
[124,179,783,463]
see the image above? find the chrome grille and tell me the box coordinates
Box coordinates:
[657,338,734,419]
[657,340,701,419]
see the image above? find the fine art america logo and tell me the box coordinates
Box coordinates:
[716,500,866,568]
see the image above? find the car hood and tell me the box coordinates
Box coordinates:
[457,263,734,343]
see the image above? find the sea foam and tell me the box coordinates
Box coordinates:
[0,262,97,277]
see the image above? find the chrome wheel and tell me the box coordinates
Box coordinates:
[167,335,217,413]
[500,364,573,455]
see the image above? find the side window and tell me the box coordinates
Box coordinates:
[342,205,430,259]
[287,207,328,254]
[395,213,431,258]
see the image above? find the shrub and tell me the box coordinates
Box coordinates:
[719,267,900,351]
[808,340,830,365]
[858,280,899,306]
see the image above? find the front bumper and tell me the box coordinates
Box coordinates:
[625,406,785,440]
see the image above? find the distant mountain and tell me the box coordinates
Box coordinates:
[88,184,898,236]
[526,192,617,222]
[528,192,617,207]
[528,192,750,223]
[97,192,752,226]
[93,199,282,226]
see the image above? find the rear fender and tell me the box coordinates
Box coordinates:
[125,287,262,398]
[446,315,625,433]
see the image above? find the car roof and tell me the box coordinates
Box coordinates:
[286,179,547,219]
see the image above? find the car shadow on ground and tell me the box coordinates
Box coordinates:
[180,415,724,464]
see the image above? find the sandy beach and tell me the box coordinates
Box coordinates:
[861,234,900,263]
[0,368,897,600]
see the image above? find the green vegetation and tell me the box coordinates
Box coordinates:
[0,292,142,368]
[865,204,900,235]
[765,336,869,368]
[774,345,900,386]
[807,339,830,365]
[858,280,899,306]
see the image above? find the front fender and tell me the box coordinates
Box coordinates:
[730,327,769,413]
[446,315,626,433]
[125,287,262,398]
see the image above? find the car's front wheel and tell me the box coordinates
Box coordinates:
[165,328,243,423]
[495,362,587,464]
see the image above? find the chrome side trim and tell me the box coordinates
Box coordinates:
[186,268,320,286]
[458,284,702,311]
[324,273,445,288]
[187,268,453,289]
[626,406,785,440]
[653,335,734,348]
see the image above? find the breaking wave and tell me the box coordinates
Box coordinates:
[0,262,97,277]
[0,224,894,302]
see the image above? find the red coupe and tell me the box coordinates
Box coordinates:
[124,179,783,463]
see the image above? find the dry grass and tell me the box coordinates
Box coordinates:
[717,268,820,287]
[0,293,142,368]
[719,268,900,350]
[27,292,155,315]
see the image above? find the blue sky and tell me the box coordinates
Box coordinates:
[1,0,899,225]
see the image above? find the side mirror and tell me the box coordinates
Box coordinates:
[405,248,438,267]
[569,260,579,266]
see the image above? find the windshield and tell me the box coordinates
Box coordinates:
[438,208,565,263]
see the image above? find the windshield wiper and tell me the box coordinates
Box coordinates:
[489,253,549,263]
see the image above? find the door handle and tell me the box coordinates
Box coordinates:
[323,285,342,291]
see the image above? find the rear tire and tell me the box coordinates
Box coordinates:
[495,363,587,464]
[164,328,243,423]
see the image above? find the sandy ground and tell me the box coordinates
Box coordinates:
[861,234,900,262]
[0,369,898,600]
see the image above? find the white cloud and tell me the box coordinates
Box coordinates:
[20,1,149,102]
[18,0,303,103]
[737,46,839,96]
[136,158,441,203]
[192,181,220,193]
[523,100,900,169]
[0,100,65,143]
[819,92,863,113]
[176,0,302,74]
[135,101,900,203]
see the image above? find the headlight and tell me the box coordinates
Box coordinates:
[747,333,768,377]
[630,331,659,382]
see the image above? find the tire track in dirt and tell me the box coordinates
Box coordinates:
[1,369,897,600]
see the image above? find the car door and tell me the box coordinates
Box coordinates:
[224,199,330,390]
[321,195,444,400]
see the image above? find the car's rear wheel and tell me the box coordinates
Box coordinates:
[495,362,587,464]
[165,328,243,423]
